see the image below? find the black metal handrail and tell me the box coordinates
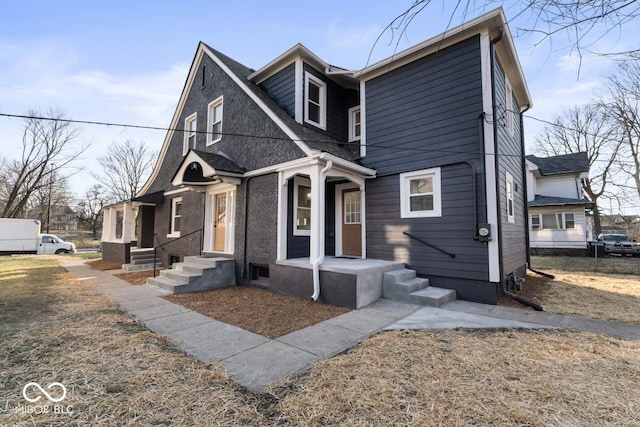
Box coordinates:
[153,228,203,277]
[403,231,456,258]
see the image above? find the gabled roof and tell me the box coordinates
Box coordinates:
[528,195,594,208]
[526,152,589,176]
[171,150,245,187]
[192,150,245,174]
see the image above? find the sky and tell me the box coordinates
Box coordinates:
[1,0,637,212]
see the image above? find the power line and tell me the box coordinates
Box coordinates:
[0,111,635,165]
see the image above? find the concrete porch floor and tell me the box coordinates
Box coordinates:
[277,256,404,273]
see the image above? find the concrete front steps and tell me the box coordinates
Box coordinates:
[122,248,163,271]
[383,268,456,307]
[147,256,235,294]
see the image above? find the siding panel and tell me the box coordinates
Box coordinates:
[259,63,296,119]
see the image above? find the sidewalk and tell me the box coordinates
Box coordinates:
[62,260,640,392]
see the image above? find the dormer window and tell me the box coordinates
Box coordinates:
[183,113,197,155]
[349,106,361,141]
[304,72,326,129]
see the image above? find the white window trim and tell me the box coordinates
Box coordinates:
[506,171,515,224]
[530,212,575,230]
[293,176,311,236]
[168,197,182,238]
[400,168,442,218]
[206,96,223,146]
[348,105,361,142]
[505,80,514,135]
[183,113,197,156]
[304,72,326,130]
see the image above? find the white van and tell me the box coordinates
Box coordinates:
[0,219,76,255]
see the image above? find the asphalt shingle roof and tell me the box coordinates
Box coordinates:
[526,152,589,175]
[528,195,593,208]
[203,43,360,162]
[191,150,246,174]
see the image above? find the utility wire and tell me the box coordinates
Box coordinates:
[0,111,634,165]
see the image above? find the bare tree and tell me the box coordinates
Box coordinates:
[92,140,155,202]
[534,104,620,234]
[76,185,111,239]
[605,59,640,200]
[23,170,73,228]
[0,108,86,218]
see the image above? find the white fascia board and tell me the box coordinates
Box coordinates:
[294,57,303,123]
[244,152,376,179]
[249,43,329,82]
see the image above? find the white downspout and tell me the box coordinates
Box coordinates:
[311,160,333,301]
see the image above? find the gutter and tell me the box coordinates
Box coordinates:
[311,160,333,301]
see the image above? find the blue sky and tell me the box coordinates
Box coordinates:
[0,1,635,210]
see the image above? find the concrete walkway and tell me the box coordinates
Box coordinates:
[62,260,640,392]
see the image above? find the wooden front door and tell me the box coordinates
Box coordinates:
[214,194,227,252]
[342,189,362,256]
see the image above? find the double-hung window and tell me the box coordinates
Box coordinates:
[170,197,182,237]
[400,168,442,218]
[293,177,311,236]
[348,106,361,141]
[207,97,223,145]
[531,213,575,230]
[506,172,515,223]
[183,113,197,155]
[304,72,326,129]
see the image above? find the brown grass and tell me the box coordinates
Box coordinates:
[274,329,640,426]
[114,270,158,285]
[165,286,351,339]
[532,255,640,275]
[86,258,122,271]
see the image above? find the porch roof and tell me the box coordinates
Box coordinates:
[171,150,245,186]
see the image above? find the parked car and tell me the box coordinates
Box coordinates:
[588,233,640,257]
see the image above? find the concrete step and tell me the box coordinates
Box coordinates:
[122,262,163,272]
[130,257,161,265]
[175,262,216,275]
[408,287,457,307]
[161,269,200,284]
[383,277,429,299]
[383,268,416,287]
[147,276,188,294]
[183,256,226,266]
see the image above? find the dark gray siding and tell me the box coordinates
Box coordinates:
[303,64,357,142]
[362,35,494,301]
[494,56,527,278]
[362,35,483,175]
[147,54,306,195]
[259,63,295,119]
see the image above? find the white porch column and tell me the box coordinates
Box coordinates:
[130,206,139,243]
[122,202,133,243]
[101,208,112,242]
[360,183,367,259]
[276,172,288,261]
[309,164,326,262]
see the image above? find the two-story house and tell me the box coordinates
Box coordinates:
[526,152,593,255]
[100,8,532,306]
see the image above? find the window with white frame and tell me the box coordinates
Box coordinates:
[170,197,182,236]
[348,106,361,141]
[207,97,223,145]
[304,72,326,129]
[531,213,575,230]
[400,168,442,218]
[505,80,514,135]
[183,113,197,155]
[293,177,311,236]
[506,171,515,223]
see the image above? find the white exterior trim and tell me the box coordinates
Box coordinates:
[359,80,367,157]
[203,183,236,254]
[506,171,515,224]
[399,168,442,219]
[334,182,360,257]
[164,187,190,196]
[276,172,288,260]
[294,57,303,124]
[168,197,182,238]
[243,151,376,178]
[481,32,500,282]
[348,105,361,142]
[183,112,197,156]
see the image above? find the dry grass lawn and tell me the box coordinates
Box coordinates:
[166,286,351,339]
[114,270,158,285]
[2,256,639,426]
[86,258,123,271]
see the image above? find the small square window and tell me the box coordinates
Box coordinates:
[400,168,441,218]
[531,214,541,230]
[565,213,575,229]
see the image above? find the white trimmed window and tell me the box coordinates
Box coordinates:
[183,113,197,155]
[169,197,182,237]
[531,213,575,230]
[505,80,514,135]
[400,168,442,218]
[506,171,515,223]
[207,96,223,146]
[293,177,311,236]
[348,106,361,141]
[304,72,326,129]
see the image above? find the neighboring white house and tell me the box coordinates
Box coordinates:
[526,152,593,254]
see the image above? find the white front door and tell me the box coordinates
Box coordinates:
[204,186,235,254]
